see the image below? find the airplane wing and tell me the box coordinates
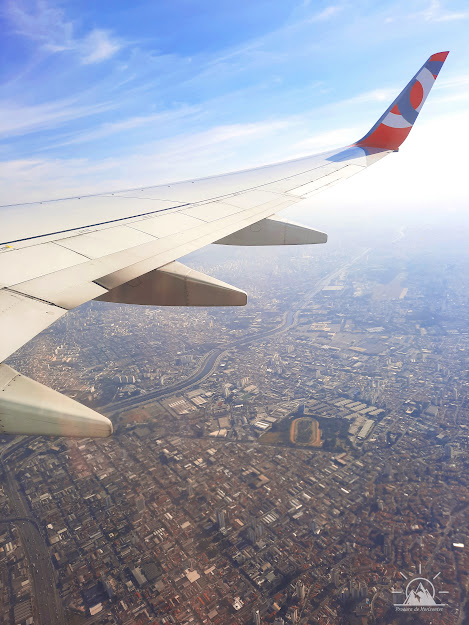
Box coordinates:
[0,52,449,438]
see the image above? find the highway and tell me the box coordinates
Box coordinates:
[0,247,368,624]
[1,444,66,625]
[105,312,294,413]
[104,249,369,417]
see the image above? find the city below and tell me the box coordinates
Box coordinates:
[1,215,468,625]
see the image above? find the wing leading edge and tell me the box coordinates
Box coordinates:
[0,52,449,437]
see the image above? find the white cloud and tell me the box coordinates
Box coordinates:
[422,0,468,22]
[1,91,465,205]
[0,98,115,138]
[5,0,122,63]
[339,88,397,106]
[6,0,73,49]
[307,5,343,22]
[434,72,469,91]
[80,29,122,65]
[1,0,467,218]
[198,4,342,78]
[289,127,357,155]
[39,106,201,149]
[3,54,466,203]
[0,119,294,203]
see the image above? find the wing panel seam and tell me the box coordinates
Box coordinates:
[3,287,68,310]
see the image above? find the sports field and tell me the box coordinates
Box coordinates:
[290,417,321,447]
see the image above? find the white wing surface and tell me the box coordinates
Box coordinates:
[0,52,449,437]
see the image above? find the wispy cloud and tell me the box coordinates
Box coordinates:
[40,106,202,149]
[5,0,122,63]
[0,119,295,203]
[1,0,468,215]
[76,29,122,65]
[434,72,469,90]
[307,5,343,22]
[198,4,342,78]
[289,127,357,155]
[3,106,468,219]
[0,97,115,138]
[339,88,397,105]
[422,0,468,22]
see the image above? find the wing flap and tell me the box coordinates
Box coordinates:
[95,197,297,291]
[216,216,327,246]
[96,261,247,307]
[9,194,297,304]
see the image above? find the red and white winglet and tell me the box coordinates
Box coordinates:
[355,51,449,151]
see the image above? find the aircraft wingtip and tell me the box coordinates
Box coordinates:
[429,51,449,62]
[355,51,449,151]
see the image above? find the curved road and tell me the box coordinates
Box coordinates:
[105,310,295,414]
[0,247,368,625]
[104,249,369,416]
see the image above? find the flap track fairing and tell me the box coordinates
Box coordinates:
[0,364,113,438]
[215,216,327,246]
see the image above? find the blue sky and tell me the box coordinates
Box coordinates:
[1,0,469,214]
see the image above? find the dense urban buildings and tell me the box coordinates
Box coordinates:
[1,217,468,624]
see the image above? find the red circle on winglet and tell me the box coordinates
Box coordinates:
[356,124,411,151]
[410,81,424,109]
[391,104,400,114]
